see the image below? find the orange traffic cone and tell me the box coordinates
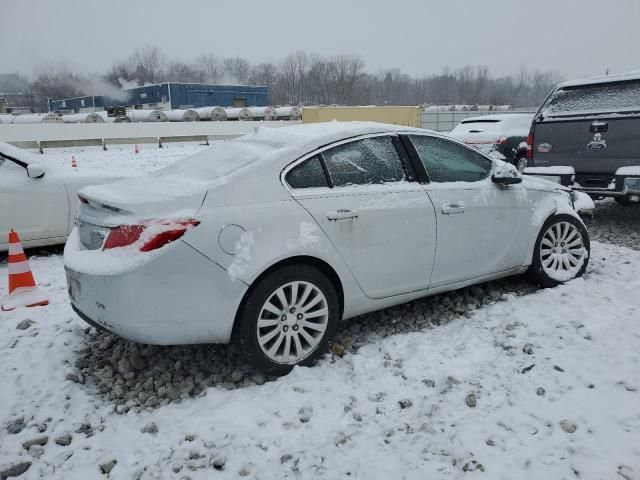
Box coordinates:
[134,144,139,154]
[1,229,49,311]
[71,156,77,168]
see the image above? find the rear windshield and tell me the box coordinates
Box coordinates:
[452,116,532,134]
[543,80,640,116]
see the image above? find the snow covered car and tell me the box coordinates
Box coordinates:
[64,122,590,375]
[449,114,534,172]
[0,143,121,251]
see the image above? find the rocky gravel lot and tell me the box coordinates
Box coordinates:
[73,202,640,412]
[77,277,538,412]
[2,201,639,479]
[584,199,640,250]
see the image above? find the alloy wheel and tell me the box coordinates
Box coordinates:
[540,221,587,281]
[257,281,329,364]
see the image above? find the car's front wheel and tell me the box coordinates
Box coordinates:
[526,214,590,287]
[234,264,339,376]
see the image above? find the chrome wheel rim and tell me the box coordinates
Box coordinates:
[257,281,329,364]
[540,221,587,281]
[516,157,527,172]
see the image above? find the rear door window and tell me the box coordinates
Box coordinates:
[409,135,493,183]
[286,155,329,189]
[322,136,406,187]
[544,80,640,115]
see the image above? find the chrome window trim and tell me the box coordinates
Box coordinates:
[281,132,411,194]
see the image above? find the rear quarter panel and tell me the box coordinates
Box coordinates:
[182,198,366,319]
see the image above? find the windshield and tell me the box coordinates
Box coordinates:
[543,80,640,115]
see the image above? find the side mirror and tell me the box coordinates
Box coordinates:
[492,174,522,186]
[27,163,46,179]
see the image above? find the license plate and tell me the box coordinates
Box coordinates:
[68,275,81,301]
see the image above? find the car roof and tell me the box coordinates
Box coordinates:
[557,71,640,89]
[237,121,430,153]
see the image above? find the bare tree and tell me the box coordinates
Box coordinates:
[222,57,250,83]
[196,54,222,83]
[130,44,166,84]
[281,51,308,104]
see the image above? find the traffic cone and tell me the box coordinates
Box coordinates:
[134,144,139,154]
[1,229,49,311]
[71,156,77,168]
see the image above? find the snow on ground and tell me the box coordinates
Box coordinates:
[0,242,639,479]
[30,142,209,176]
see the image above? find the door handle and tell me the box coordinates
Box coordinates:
[442,202,465,215]
[327,209,359,221]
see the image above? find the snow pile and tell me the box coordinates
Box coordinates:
[1,241,640,478]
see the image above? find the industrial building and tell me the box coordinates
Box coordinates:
[48,82,269,113]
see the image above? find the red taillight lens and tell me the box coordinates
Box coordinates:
[140,220,200,252]
[103,225,145,249]
[526,131,534,160]
[103,220,200,251]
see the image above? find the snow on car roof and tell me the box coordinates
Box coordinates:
[557,70,640,89]
[238,121,427,151]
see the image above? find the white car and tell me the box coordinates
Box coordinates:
[449,114,534,172]
[64,122,590,375]
[0,143,121,251]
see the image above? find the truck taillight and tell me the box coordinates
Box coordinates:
[526,131,534,160]
[103,220,200,251]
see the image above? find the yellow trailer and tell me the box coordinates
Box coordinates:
[302,106,422,128]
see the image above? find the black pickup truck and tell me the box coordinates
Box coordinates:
[526,72,640,205]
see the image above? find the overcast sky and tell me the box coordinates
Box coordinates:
[1,0,639,80]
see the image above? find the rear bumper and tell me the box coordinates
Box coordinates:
[574,175,640,198]
[64,238,248,345]
[525,166,640,199]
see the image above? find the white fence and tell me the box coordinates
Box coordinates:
[421,109,536,132]
[0,120,300,149]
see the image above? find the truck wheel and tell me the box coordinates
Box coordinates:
[526,214,590,288]
[234,264,339,376]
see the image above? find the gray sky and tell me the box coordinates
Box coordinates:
[1,0,639,79]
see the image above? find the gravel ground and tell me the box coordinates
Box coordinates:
[583,199,640,250]
[8,202,639,413]
[77,277,538,413]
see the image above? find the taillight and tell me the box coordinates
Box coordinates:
[103,225,145,249]
[526,130,534,160]
[78,195,89,204]
[103,219,200,251]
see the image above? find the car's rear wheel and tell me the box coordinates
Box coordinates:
[526,214,590,287]
[234,264,339,376]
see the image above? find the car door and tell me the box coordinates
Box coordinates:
[285,134,437,299]
[0,158,69,247]
[404,134,532,288]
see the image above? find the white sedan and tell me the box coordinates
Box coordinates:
[0,143,121,251]
[64,122,590,375]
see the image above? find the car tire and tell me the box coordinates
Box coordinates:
[515,156,528,172]
[234,264,340,376]
[526,214,590,288]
